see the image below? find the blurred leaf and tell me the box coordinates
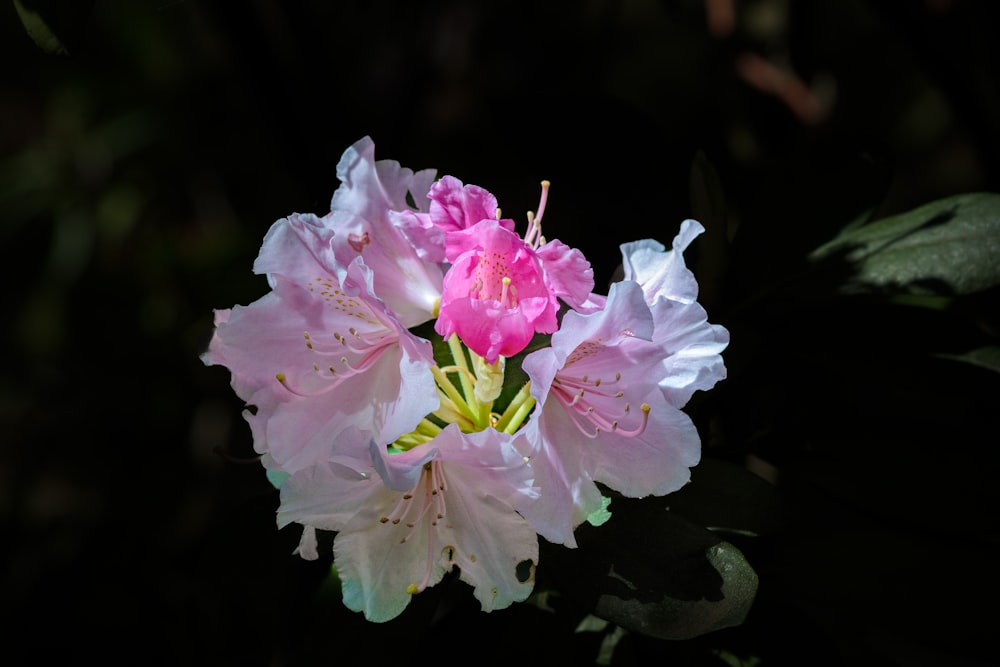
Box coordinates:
[13,0,94,55]
[809,192,1000,296]
[688,150,731,310]
[667,457,785,537]
[935,345,1000,374]
[689,150,728,234]
[541,494,758,640]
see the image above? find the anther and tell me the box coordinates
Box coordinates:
[500,276,512,307]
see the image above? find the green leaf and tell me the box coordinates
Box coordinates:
[591,539,757,641]
[540,494,758,640]
[809,192,1000,296]
[935,345,1000,374]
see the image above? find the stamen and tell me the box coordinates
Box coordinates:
[276,327,398,397]
[551,370,651,438]
[394,461,450,596]
[535,180,551,225]
[523,180,550,248]
[500,276,512,308]
[304,328,390,357]
[274,372,339,397]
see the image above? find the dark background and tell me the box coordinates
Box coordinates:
[3,1,999,665]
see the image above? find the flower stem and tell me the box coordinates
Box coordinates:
[495,381,535,433]
[431,366,476,424]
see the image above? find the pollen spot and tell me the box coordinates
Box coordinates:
[406,584,419,595]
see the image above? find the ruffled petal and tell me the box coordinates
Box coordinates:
[536,239,595,310]
[619,218,705,305]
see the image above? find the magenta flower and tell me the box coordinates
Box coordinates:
[428,174,513,233]
[435,219,558,363]
[431,177,595,363]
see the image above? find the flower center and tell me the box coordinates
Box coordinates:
[393,334,535,451]
[470,255,517,308]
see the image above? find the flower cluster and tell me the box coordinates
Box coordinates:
[202,137,729,621]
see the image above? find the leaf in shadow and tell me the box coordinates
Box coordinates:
[809,192,1000,296]
[539,493,758,640]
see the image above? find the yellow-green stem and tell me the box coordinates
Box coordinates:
[431,366,475,422]
[447,335,481,415]
[495,381,534,433]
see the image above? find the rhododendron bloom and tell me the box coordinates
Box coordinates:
[435,219,558,363]
[432,177,595,362]
[201,207,438,473]
[202,137,728,623]
[519,279,706,546]
[321,137,444,327]
[277,425,538,622]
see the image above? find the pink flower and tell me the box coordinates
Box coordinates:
[201,213,438,473]
[203,138,729,623]
[431,177,595,362]
[435,219,557,363]
[276,425,539,622]
[517,223,728,546]
[428,175,514,233]
[519,280,703,545]
[322,136,444,328]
